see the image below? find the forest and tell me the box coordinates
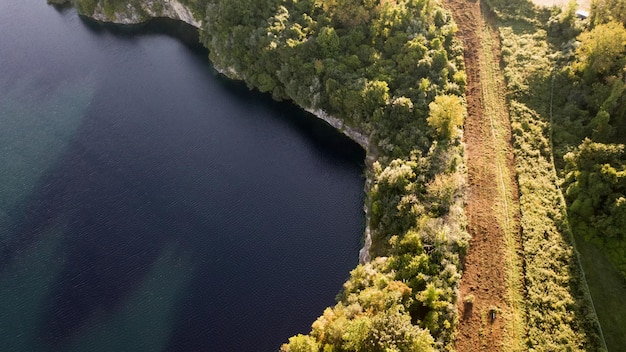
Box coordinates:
[557,1,626,275]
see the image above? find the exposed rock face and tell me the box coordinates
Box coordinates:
[304,109,369,151]
[212,64,245,82]
[89,0,201,28]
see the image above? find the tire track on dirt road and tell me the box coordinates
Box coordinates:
[441,1,525,350]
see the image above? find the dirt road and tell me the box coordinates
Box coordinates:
[441,0,524,350]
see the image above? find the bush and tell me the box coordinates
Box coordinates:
[427,95,466,140]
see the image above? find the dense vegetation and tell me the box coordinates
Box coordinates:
[556,2,626,276]
[487,0,626,277]
[486,0,626,349]
[68,0,471,350]
[488,0,626,276]
[202,0,467,158]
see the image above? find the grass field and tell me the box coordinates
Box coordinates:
[575,235,626,350]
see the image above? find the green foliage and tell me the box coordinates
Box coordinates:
[499,0,626,348]
[546,0,584,40]
[281,334,320,352]
[488,0,608,350]
[74,0,98,14]
[328,0,378,28]
[483,0,540,22]
[317,26,340,57]
[590,0,626,27]
[364,306,435,352]
[537,0,626,283]
[369,157,425,247]
[427,94,465,140]
[564,139,626,247]
[307,298,436,352]
[574,21,626,80]
[589,110,615,142]
[175,0,207,20]
[509,101,603,351]
[201,0,466,156]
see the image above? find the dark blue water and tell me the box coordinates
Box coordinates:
[0,1,365,351]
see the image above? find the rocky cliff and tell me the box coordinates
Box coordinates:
[68,0,201,27]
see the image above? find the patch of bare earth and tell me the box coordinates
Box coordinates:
[441,0,523,351]
[530,0,591,10]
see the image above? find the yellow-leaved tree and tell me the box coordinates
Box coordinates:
[426,94,465,140]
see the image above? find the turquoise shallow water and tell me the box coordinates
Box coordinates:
[0,1,365,351]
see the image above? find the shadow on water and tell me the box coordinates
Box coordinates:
[78,15,365,164]
[210,74,367,165]
[1,13,365,352]
[48,2,74,13]
[78,16,207,52]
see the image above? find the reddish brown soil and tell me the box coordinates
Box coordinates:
[441,0,522,351]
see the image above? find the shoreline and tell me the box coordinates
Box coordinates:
[75,2,374,263]
[304,108,373,264]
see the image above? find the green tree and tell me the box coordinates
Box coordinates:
[317,26,340,57]
[341,316,372,351]
[574,21,626,79]
[361,80,390,118]
[589,109,615,141]
[330,0,378,27]
[361,306,435,352]
[564,138,626,240]
[590,0,626,26]
[426,94,465,140]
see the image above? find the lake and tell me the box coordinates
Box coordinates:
[0,1,365,351]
